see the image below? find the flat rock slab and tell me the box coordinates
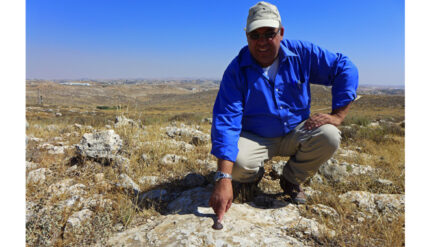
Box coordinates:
[106,186,335,247]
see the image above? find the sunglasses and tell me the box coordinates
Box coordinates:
[247,29,280,40]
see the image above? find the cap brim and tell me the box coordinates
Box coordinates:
[246,20,279,33]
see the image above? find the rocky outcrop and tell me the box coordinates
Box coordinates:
[107,186,334,247]
[318,158,376,183]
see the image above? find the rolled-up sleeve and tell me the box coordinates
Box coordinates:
[294,40,359,110]
[210,61,244,162]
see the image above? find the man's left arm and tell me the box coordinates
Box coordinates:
[293,41,359,129]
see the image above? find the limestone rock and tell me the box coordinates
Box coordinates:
[164,124,210,144]
[318,160,348,182]
[270,160,286,178]
[114,116,141,128]
[160,154,187,165]
[109,186,334,246]
[75,130,123,164]
[63,209,94,240]
[310,204,340,222]
[26,161,39,171]
[27,168,51,185]
[38,143,67,155]
[318,160,376,182]
[138,176,159,186]
[339,191,404,215]
[376,178,393,186]
[118,173,140,192]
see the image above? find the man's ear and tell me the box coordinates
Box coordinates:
[280,27,285,39]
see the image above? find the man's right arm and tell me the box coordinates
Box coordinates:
[209,159,234,222]
[209,59,244,222]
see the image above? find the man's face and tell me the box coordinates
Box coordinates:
[247,26,284,67]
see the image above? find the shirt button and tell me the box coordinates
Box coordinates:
[284,122,287,125]
[279,106,283,109]
[275,88,279,91]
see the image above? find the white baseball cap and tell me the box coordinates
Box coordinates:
[246,1,281,33]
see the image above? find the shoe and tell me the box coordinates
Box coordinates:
[279,176,307,204]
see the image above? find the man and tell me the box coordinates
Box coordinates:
[209,1,358,223]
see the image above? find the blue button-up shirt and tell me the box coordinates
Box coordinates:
[211,39,358,162]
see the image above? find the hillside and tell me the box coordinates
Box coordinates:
[26,82,404,246]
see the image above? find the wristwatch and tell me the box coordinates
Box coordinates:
[214,171,232,182]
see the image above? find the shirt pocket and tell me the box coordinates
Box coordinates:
[283,79,309,111]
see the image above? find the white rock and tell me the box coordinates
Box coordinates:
[310,204,340,221]
[26,161,39,171]
[38,143,66,154]
[319,161,348,182]
[118,173,140,192]
[376,178,393,186]
[75,130,123,162]
[83,194,113,210]
[271,161,286,178]
[114,116,141,128]
[27,168,51,185]
[339,191,404,215]
[63,209,94,240]
[139,176,159,186]
[108,186,333,246]
[47,179,76,197]
[160,154,187,165]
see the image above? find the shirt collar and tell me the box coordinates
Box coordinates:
[239,41,298,68]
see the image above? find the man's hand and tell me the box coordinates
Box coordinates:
[304,113,343,130]
[305,103,352,130]
[209,179,233,222]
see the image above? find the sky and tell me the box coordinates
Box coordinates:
[26,0,404,85]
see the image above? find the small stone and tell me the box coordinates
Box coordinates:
[376,178,393,186]
[212,219,223,230]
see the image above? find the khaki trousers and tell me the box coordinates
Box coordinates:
[232,121,341,185]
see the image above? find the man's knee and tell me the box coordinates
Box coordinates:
[317,124,341,151]
[232,157,264,183]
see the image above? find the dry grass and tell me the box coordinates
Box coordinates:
[26,82,404,246]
